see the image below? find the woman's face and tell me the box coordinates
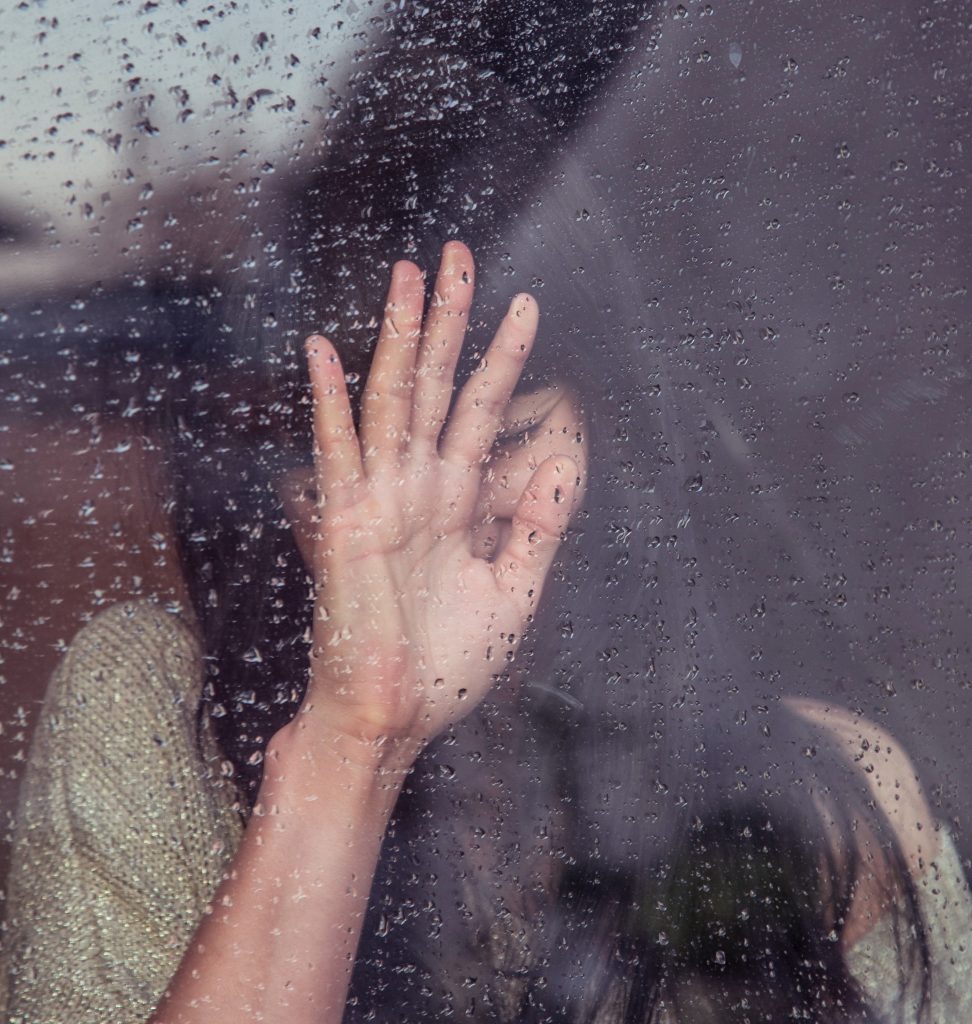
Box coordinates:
[469,383,588,561]
[279,382,588,569]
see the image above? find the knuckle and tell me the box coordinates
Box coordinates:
[473,390,508,420]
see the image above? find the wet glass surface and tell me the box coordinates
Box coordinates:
[2,3,971,1021]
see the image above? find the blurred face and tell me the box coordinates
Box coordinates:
[469,383,588,561]
[279,381,588,569]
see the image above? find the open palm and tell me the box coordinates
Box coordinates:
[289,242,578,751]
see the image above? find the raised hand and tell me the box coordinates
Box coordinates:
[282,242,580,761]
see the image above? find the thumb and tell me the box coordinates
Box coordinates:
[491,456,579,621]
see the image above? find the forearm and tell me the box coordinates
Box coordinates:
[149,720,417,1024]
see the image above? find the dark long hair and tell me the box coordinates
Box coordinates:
[153,4,934,1022]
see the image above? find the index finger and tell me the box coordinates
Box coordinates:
[306,335,364,507]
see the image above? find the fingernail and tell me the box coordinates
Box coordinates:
[509,293,537,319]
[392,259,420,282]
[306,334,330,358]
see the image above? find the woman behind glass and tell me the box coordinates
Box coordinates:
[4,4,972,1023]
[1,237,967,1024]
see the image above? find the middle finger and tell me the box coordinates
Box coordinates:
[360,259,425,466]
[409,240,475,455]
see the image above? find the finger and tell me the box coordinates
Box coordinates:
[306,335,364,506]
[492,457,578,620]
[409,240,475,453]
[472,385,588,527]
[360,260,425,466]
[440,293,538,468]
[470,517,506,562]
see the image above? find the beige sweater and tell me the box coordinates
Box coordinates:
[1,601,970,1022]
[0,602,242,1023]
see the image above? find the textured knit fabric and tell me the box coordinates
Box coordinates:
[1,601,971,1023]
[0,602,243,1024]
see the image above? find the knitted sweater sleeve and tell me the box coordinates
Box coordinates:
[0,601,243,1024]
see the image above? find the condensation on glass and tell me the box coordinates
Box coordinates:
[1,2,971,1022]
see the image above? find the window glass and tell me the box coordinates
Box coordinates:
[2,3,971,1022]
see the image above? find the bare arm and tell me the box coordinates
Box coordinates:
[150,725,415,1023]
[147,241,582,1023]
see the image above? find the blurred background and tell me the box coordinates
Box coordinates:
[1,0,971,905]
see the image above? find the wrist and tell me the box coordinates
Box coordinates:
[263,713,424,800]
[251,726,409,828]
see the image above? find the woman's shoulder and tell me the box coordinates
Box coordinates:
[3,603,242,1024]
[20,597,238,849]
[784,697,935,878]
[785,699,971,1017]
[25,599,211,801]
[46,599,203,722]
[59,598,200,673]
[847,825,972,1020]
